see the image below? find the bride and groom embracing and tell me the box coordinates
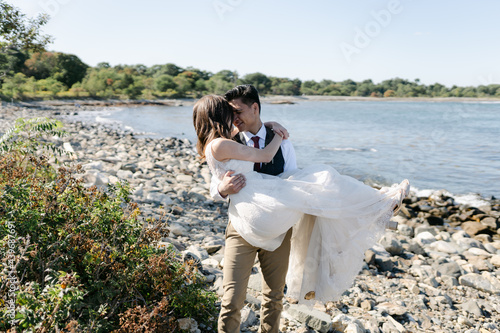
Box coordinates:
[192,84,409,333]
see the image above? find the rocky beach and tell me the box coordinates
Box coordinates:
[1,102,500,333]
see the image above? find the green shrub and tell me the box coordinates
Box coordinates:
[0,118,218,332]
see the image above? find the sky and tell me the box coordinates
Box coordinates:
[9,0,500,87]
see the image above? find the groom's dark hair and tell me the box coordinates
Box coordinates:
[224,84,261,114]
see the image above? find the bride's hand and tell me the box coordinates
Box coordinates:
[264,121,289,140]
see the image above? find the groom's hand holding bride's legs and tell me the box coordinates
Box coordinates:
[218,170,246,198]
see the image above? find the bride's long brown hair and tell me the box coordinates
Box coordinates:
[193,95,234,159]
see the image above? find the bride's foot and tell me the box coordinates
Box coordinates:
[392,179,410,216]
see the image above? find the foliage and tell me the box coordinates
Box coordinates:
[0,118,219,331]
[0,47,27,78]
[2,48,500,100]
[23,52,88,88]
[0,0,52,52]
[0,117,67,158]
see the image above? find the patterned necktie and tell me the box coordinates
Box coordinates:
[251,136,261,172]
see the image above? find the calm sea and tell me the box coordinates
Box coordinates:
[71,101,500,199]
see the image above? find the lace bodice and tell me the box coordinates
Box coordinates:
[205,139,254,180]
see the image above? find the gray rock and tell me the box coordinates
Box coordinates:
[465,247,492,257]
[376,302,407,316]
[161,237,185,251]
[483,323,498,331]
[441,275,459,287]
[364,249,376,265]
[188,191,206,202]
[360,299,374,311]
[385,315,407,333]
[138,160,155,171]
[83,170,109,186]
[201,258,219,268]
[397,224,414,237]
[415,231,437,246]
[146,192,172,205]
[407,240,426,255]
[240,305,258,329]
[455,237,485,250]
[186,245,209,261]
[247,271,262,292]
[426,215,444,225]
[116,169,133,179]
[375,256,394,272]
[82,161,104,171]
[463,329,481,333]
[245,294,261,309]
[468,256,494,271]
[491,254,500,267]
[286,304,333,333]
[177,318,200,333]
[433,261,462,278]
[459,273,500,295]
[461,221,489,236]
[460,300,483,317]
[480,216,498,229]
[121,162,138,172]
[213,275,224,296]
[415,226,438,236]
[203,244,223,254]
[428,240,459,254]
[170,223,188,236]
[410,264,435,280]
[483,243,498,254]
[176,174,193,183]
[378,234,403,255]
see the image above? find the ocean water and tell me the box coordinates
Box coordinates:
[71,100,500,199]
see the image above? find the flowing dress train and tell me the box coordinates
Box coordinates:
[205,139,407,302]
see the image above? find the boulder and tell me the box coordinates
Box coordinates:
[177,318,200,333]
[376,302,407,316]
[378,234,403,255]
[286,304,333,333]
[433,260,462,278]
[415,231,437,246]
[429,240,459,254]
[240,305,258,329]
[480,217,498,229]
[459,273,500,295]
[461,221,489,236]
[491,255,500,267]
[460,300,483,317]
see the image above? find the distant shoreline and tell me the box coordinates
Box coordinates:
[3,95,499,110]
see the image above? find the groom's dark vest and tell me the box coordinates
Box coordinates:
[235,127,285,176]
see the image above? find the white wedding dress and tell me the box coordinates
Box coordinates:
[205,139,407,302]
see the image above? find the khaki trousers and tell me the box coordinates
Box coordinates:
[218,222,292,333]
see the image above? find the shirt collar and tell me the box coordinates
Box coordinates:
[241,124,267,144]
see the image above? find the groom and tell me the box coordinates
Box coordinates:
[210,84,297,333]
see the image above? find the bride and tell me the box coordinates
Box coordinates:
[193,94,409,302]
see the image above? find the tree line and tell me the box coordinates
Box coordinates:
[1,0,499,101]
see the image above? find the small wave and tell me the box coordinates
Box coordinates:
[464,101,500,104]
[95,116,118,124]
[321,147,377,152]
[452,193,490,208]
[411,187,490,208]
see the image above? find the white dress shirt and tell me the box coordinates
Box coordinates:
[209,124,297,201]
